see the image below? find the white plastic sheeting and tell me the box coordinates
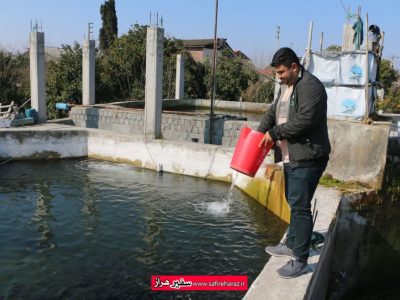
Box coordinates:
[309,52,378,85]
[308,52,378,120]
[325,86,375,120]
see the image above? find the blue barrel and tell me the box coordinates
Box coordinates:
[25,108,38,123]
[55,102,70,110]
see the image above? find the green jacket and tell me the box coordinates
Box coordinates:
[257,68,331,167]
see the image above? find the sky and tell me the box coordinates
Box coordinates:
[1,0,399,68]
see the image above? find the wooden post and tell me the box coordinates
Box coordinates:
[364,13,369,120]
[380,31,385,57]
[320,31,324,52]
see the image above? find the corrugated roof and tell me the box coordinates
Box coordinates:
[183,38,227,49]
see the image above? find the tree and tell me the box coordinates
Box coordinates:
[46,43,82,118]
[0,50,29,105]
[99,0,118,52]
[242,80,275,103]
[379,59,399,93]
[375,59,400,113]
[98,25,206,101]
[98,24,147,100]
[325,44,342,51]
[208,49,255,101]
[163,38,183,99]
[183,52,208,99]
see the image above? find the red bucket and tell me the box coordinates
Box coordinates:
[230,126,273,177]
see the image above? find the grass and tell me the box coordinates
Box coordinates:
[319,173,371,193]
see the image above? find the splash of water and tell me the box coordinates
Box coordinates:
[225,178,236,203]
[192,173,238,216]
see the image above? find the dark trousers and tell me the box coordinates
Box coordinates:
[284,161,327,261]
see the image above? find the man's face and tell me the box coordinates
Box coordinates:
[274,63,298,86]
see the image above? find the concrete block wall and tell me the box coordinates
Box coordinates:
[161,113,208,143]
[70,106,252,146]
[70,107,144,135]
[213,119,258,146]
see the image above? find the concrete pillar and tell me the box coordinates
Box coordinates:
[144,26,164,139]
[30,31,46,123]
[175,54,184,99]
[82,39,96,105]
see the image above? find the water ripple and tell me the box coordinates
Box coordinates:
[0,158,286,299]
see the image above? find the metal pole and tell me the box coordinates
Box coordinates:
[276,25,280,50]
[365,13,369,120]
[209,0,219,144]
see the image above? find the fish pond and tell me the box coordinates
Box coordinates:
[0,159,286,299]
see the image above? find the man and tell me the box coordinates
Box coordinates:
[258,47,330,279]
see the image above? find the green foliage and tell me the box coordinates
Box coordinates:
[13,53,30,103]
[163,38,183,99]
[375,59,400,113]
[27,20,264,119]
[98,24,147,100]
[183,52,208,99]
[242,80,275,103]
[210,49,254,101]
[46,43,82,119]
[376,86,400,113]
[0,51,19,102]
[379,59,399,93]
[98,26,204,101]
[0,50,29,105]
[99,0,118,51]
[325,44,342,51]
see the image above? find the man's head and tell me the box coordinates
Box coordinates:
[270,47,301,86]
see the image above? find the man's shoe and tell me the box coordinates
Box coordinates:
[277,258,308,279]
[265,243,293,258]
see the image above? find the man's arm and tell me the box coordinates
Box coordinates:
[257,102,277,133]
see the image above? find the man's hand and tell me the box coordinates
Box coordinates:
[259,131,274,148]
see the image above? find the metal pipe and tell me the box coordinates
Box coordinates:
[365,13,369,120]
[209,0,219,144]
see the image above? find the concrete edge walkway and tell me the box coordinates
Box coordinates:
[243,186,342,300]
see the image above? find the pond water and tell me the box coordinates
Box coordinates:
[0,159,286,299]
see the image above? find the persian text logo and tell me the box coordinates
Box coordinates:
[151,275,248,291]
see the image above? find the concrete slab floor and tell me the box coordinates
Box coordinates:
[243,186,341,300]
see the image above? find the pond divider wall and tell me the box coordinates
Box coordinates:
[0,124,289,222]
[70,105,390,189]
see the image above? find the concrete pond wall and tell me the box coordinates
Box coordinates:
[0,118,391,299]
[0,123,289,224]
[70,105,390,189]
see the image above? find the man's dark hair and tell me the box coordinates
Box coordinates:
[270,47,300,68]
